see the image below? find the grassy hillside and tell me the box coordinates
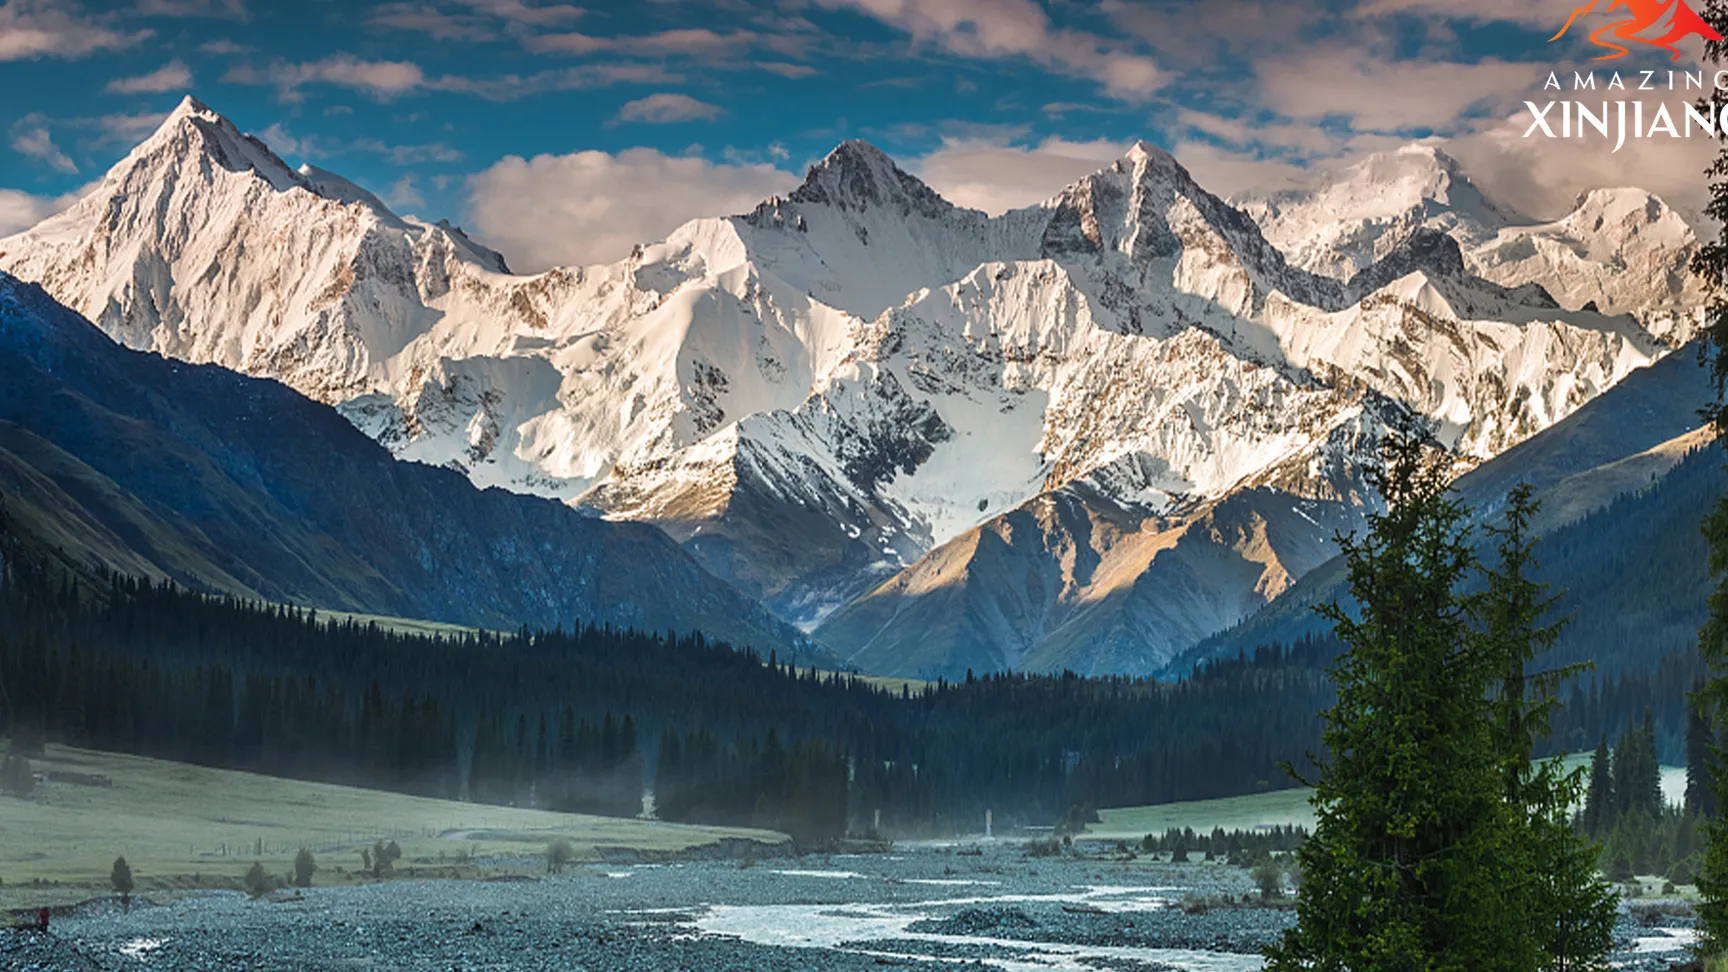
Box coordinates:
[0,744,785,911]
[1090,788,1318,839]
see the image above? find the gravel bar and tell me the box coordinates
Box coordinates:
[1,843,1696,971]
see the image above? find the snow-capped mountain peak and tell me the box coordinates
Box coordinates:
[1236,140,1700,321]
[135,94,306,194]
[788,139,957,220]
[0,100,1702,671]
[1236,142,1514,280]
[0,96,517,400]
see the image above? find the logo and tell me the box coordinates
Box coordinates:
[1550,0,1722,61]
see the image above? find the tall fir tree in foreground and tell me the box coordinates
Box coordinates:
[1691,2,1728,954]
[1267,438,1611,971]
[1481,484,1615,971]
[1267,435,1529,971]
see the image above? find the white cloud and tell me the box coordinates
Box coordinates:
[430,63,681,100]
[368,3,497,41]
[615,93,726,124]
[1257,52,1542,132]
[1164,140,1321,199]
[462,0,583,26]
[386,173,425,211]
[465,147,797,271]
[257,122,298,154]
[1353,0,1586,27]
[8,115,75,172]
[104,58,192,94]
[133,0,247,16]
[225,54,428,100]
[1164,93,1715,235]
[523,27,772,60]
[354,138,463,164]
[87,109,169,145]
[0,185,80,235]
[1445,99,1715,227]
[253,122,461,167]
[196,38,251,54]
[225,54,681,102]
[1175,108,1343,156]
[756,61,817,78]
[0,0,149,60]
[815,0,1162,99]
[913,135,1128,214]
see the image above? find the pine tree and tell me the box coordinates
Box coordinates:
[110,855,133,896]
[1479,483,1615,971]
[1615,712,1663,823]
[293,848,316,889]
[1266,433,1537,972]
[1690,679,1715,817]
[1583,736,1614,837]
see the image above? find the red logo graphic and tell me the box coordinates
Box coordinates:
[1550,0,1723,60]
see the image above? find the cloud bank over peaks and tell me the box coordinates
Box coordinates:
[464,146,798,271]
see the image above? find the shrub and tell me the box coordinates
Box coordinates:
[1251,860,1283,900]
[1606,845,1635,883]
[1026,838,1063,858]
[369,840,402,878]
[545,839,574,875]
[110,856,134,896]
[244,862,271,898]
[293,849,316,888]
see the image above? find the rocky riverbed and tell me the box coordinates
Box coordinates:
[0,842,1699,970]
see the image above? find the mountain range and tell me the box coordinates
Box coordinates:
[0,96,1706,679]
[1180,342,1720,682]
[0,269,811,659]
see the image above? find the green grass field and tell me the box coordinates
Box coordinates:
[1090,787,1318,840]
[0,744,785,911]
[1089,756,1689,842]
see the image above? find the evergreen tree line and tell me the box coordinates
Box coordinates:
[1138,824,1309,860]
[0,500,1339,839]
[0,475,1704,846]
[1576,709,1716,887]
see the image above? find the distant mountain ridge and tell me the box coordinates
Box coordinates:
[0,97,1703,678]
[1177,343,1717,679]
[0,270,814,659]
[1235,143,1700,324]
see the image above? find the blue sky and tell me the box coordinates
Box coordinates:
[0,0,1717,270]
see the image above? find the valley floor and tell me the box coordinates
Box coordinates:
[0,745,1699,971]
[0,744,784,912]
[0,843,1695,971]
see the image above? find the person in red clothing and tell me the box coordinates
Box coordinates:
[36,907,48,931]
